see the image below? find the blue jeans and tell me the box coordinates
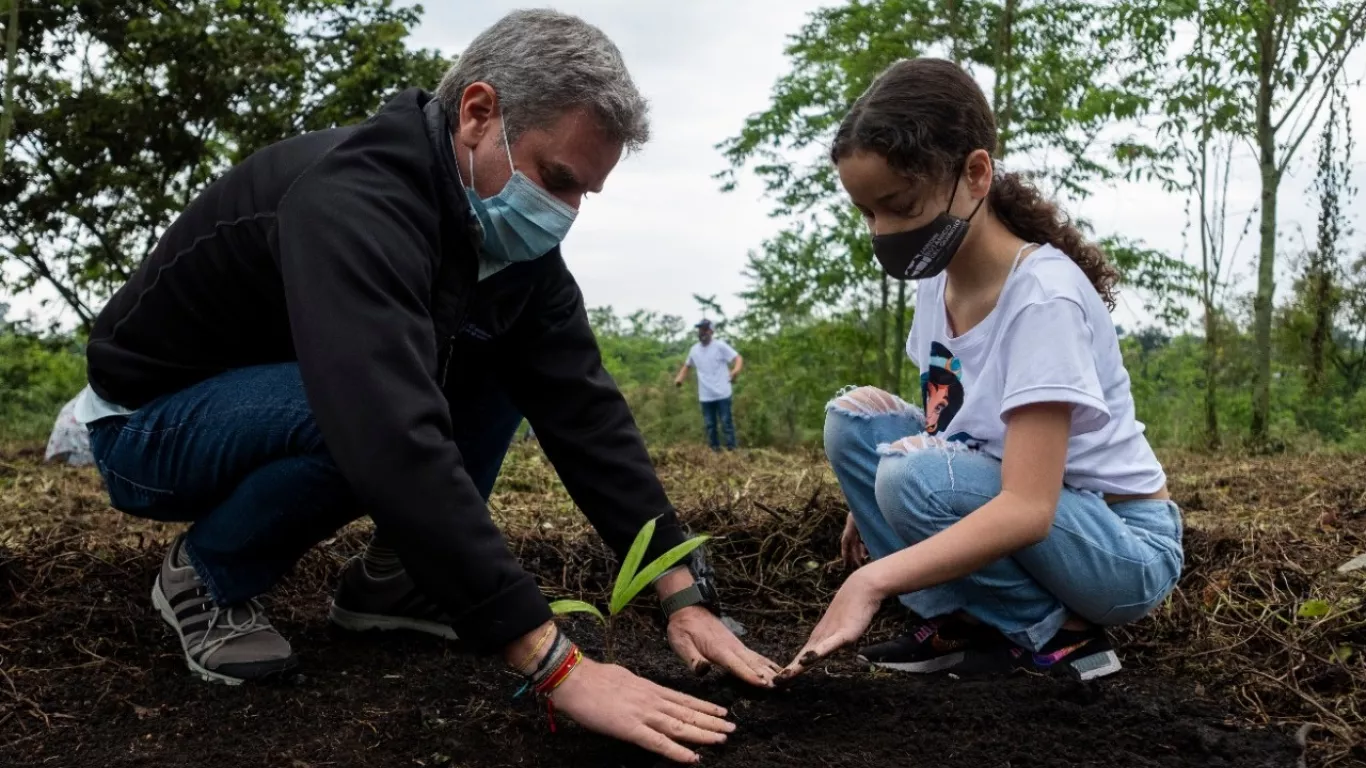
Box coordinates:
[87,363,521,606]
[701,397,736,451]
[823,389,1183,651]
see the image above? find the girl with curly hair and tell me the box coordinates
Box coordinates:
[783,58,1183,683]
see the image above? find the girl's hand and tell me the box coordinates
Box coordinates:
[840,513,867,568]
[777,568,885,680]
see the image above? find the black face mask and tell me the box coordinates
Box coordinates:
[871,178,985,281]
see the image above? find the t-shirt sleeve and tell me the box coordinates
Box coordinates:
[684,346,696,368]
[998,298,1110,435]
[719,341,738,363]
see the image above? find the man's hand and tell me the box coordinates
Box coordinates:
[777,568,884,681]
[668,606,781,687]
[840,513,868,569]
[551,657,733,764]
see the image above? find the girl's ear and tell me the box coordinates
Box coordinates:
[964,149,994,199]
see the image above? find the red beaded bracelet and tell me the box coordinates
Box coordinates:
[534,645,584,733]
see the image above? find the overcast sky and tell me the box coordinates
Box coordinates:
[6,1,1364,332]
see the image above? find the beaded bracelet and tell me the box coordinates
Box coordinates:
[533,645,584,733]
[513,624,557,675]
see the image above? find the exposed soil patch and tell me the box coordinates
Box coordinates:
[2,447,1361,766]
[0,535,1304,768]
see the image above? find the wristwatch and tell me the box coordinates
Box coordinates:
[660,576,720,617]
[660,547,719,615]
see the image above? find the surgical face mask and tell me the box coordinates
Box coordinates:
[458,121,577,265]
[871,172,985,281]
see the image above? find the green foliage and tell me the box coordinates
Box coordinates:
[0,319,86,442]
[0,0,449,327]
[593,282,1366,453]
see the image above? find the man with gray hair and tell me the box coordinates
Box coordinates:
[72,9,775,761]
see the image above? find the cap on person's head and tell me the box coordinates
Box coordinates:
[695,319,713,330]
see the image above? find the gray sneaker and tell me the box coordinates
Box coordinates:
[328,556,458,640]
[151,535,296,685]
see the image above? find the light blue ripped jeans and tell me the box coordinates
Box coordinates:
[824,387,1184,651]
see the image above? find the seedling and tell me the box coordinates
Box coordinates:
[549,516,710,659]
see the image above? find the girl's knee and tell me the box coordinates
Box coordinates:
[826,386,918,419]
[824,386,926,464]
[872,445,960,534]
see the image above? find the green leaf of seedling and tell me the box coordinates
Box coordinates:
[610,517,657,616]
[1333,645,1353,663]
[623,535,713,611]
[548,600,605,623]
[1297,599,1331,619]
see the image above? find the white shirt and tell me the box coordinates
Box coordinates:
[906,244,1166,495]
[72,384,134,424]
[686,339,739,403]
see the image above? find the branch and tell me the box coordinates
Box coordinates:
[27,151,129,276]
[1279,77,1343,175]
[0,239,97,326]
[1272,2,1366,135]
[1270,0,1301,78]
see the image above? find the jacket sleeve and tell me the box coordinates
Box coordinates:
[500,255,688,566]
[273,155,550,654]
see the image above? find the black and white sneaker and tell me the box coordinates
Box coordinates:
[956,627,1123,681]
[328,554,458,640]
[152,535,296,685]
[857,615,1007,673]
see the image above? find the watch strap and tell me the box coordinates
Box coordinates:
[660,584,705,617]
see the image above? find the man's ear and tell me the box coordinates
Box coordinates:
[456,82,500,151]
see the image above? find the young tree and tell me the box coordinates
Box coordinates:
[1121,0,1366,444]
[1122,1,1252,448]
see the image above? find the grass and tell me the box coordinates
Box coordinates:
[1,442,1363,764]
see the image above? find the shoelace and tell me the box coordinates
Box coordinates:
[189,598,274,661]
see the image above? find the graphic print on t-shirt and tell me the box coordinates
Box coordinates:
[921,341,964,435]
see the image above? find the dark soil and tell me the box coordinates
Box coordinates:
[0,541,1305,768]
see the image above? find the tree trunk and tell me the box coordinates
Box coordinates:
[1196,24,1220,450]
[1203,305,1220,450]
[946,0,963,64]
[993,0,1018,156]
[893,280,906,396]
[0,0,19,175]
[877,276,891,390]
[1250,10,1278,445]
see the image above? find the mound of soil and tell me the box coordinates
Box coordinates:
[0,543,1304,768]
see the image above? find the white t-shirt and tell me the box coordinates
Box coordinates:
[906,244,1165,495]
[686,339,739,403]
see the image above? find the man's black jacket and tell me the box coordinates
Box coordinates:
[85,88,687,652]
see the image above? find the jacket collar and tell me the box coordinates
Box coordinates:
[422,94,484,252]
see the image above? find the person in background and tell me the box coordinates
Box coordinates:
[675,319,743,451]
[72,10,778,764]
[781,58,1182,683]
